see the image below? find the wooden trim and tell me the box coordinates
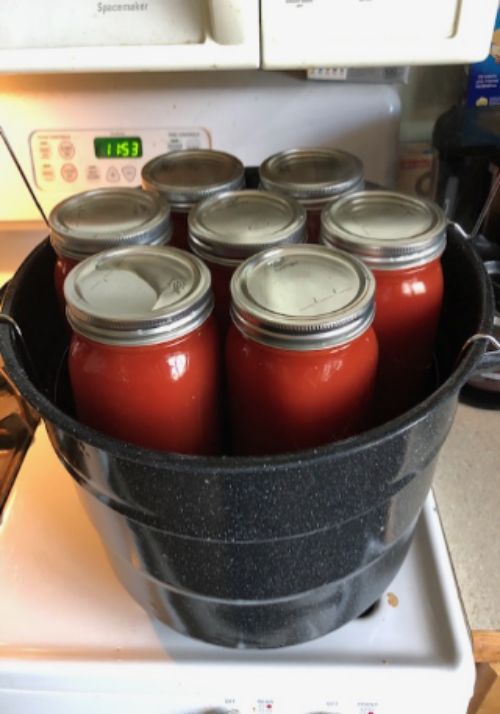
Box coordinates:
[473,631,500,663]
[468,663,500,714]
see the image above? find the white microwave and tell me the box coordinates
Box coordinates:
[0,0,497,73]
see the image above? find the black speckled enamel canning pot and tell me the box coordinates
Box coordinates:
[0,228,494,649]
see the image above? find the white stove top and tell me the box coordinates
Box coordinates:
[0,424,475,714]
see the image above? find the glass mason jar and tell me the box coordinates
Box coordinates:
[259,148,364,243]
[320,190,447,421]
[188,189,307,335]
[65,246,221,455]
[141,149,245,250]
[49,187,172,311]
[226,245,378,456]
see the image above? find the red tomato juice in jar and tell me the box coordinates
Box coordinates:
[64,245,221,455]
[49,187,172,311]
[54,255,78,309]
[259,148,364,242]
[226,245,378,456]
[320,190,447,421]
[207,261,236,336]
[188,190,307,335]
[141,149,245,250]
[170,211,189,250]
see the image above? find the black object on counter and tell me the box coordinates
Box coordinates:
[0,229,495,649]
[433,105,500,251]
[434,109,500,403]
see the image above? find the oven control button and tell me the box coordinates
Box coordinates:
[121,165,137,182]
[61,163,78,183]
[41,164,55,182]
[39,141,52,160]
[86,165,101,181]
[106,166,120,183]
[58,140,75,160]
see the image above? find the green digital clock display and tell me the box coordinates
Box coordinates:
[94,137,143,159]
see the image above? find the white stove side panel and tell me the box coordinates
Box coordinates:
[0,71,400,222]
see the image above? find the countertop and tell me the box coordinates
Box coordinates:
[433,398,500,659]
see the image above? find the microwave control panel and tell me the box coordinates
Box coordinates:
[30,128,211,192]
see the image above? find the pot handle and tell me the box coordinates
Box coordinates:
[0,366,38,513]
[459,333,500,373]
[447,173,500,242]
[0,312,42,391]
[0,317,39,514]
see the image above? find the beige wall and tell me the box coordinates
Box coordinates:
[399,65,466,142]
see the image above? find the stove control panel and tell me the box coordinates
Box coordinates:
[193,699,381,714]
[188,705,382,714]
[30,127,211,193]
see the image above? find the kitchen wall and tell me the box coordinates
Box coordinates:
[396,64,466,197]
[399,64,465,142]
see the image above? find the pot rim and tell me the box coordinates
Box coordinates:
[0,235,492,476]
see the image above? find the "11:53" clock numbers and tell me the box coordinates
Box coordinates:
[94,136,143,159]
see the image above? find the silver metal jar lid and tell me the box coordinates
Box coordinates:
[141,149,245,211]
[49,188,172,262]
[320,190,447,270]
[230,245,375,351]
[188,190,307,267]
[64,246,213,346]
[259,148,364,208]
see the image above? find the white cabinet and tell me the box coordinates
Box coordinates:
[261,0,499,68]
